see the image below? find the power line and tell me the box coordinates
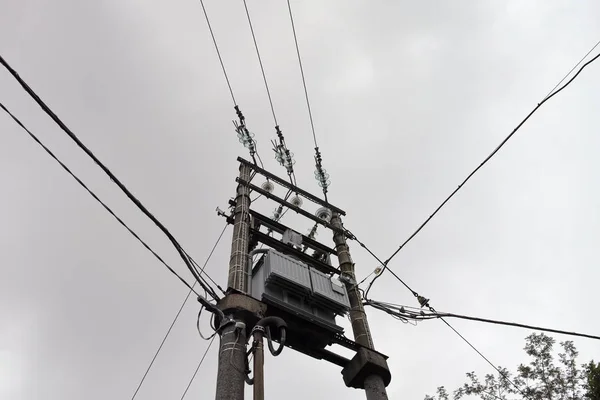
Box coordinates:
[368,43,600,289]
[185,249,226,296]
[241,0,299,186]
[352,45,600,394]
[198,0,271,172]
[438,317,526,397]
[366,300,600,341]
[242,0,277,126]
[130,224,228,400]
[439,312,600,341]
[351,235,420,299]
[286,0,317,148]
[365,299,526,396]
[180,335,216,400]
[198,0,237,106]
[0,101,200,296]
[543,38,600,100]
[286,0,331,201]
[0,53,220,301]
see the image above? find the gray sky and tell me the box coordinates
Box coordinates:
[1,1,600,399]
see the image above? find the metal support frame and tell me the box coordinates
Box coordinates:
[249,228,339,275]
[238,157,346,216]
[246,208,336,255]
[237,178,346,235]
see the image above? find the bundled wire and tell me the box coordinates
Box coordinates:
[0,54,221,302]
[365,294,527,397]
[365,300,600,341]
[0,101,204,299]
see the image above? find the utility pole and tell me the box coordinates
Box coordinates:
[332,213,389,400]
[212,157,390,400]
[215,163,252,400]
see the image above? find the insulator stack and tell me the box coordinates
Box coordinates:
[314,147,330,194]
[233,106,257,157]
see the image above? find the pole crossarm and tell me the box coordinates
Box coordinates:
[237,157,346,216]
[237,178,346,235]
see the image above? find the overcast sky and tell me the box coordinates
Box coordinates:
[1,1,600,399]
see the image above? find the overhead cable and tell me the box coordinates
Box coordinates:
[365,297,526,396]
[242,0,298,185]
[0,101,201,297]
[366,300,600,341]
[130,224,228,399]
[286,0,330,200]
[368,44,600,290]
[0,54,220,301]
[286,0,317,148]
[438,318,525,397]
[198,0,237,106]
[197,0,267,169]
[180,335,217,400]
[242,0,278,126]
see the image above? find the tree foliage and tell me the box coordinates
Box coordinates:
[425,333,600,400]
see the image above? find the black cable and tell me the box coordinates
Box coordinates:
[241,1,299,186]
[180,335,216,400]
[254,147,265,169]
[186,249,226,296]
[365,298,525,396]
[0,54,219,301]
[242,0,277,126]
[130,225,228,399]
[369,48,600,289]
[184,250,220,301]
[366,300,600,341]
[131,290,194,400]
[438,317,526,397]
[542,38,600,100]
[198,0,237,106]
[351,235,419,299]
[286,0,317,148]
[439,312,600,341]
[0,101,200,297]
[287,0,329,201]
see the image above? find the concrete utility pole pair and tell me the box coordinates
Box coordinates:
[212,161,390,400]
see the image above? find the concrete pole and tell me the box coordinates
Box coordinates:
[215,163,253,400]
[215,320,248,400]
[228,163,252,292]
[363,375,389,400]
[331,213,389,400]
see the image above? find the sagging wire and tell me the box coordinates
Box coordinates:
[365,300,600,341]
[364,298,529,397]
[365,299,437,323]
[196,302,219,341]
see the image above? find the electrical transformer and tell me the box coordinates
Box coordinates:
[250,249,350,333]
